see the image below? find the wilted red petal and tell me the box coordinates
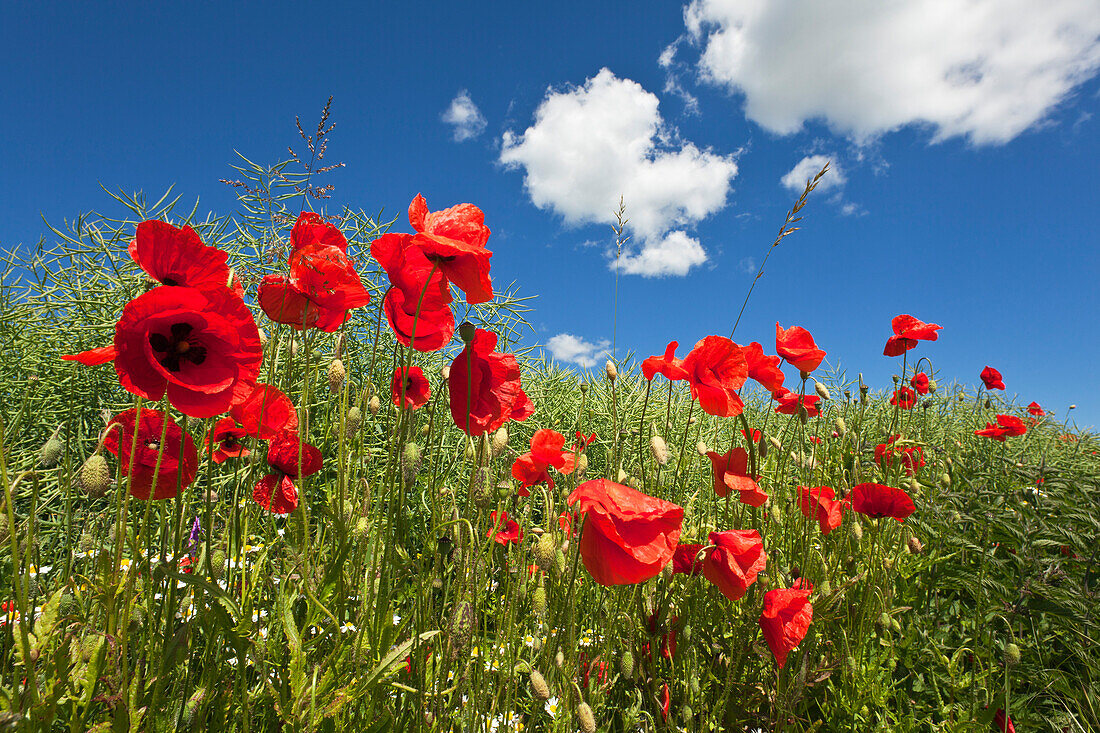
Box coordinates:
[703,529,767,602]
[63,345,118,365]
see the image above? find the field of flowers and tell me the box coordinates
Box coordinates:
[0,151,1098,732]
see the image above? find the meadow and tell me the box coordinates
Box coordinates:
[0,143,1097,732]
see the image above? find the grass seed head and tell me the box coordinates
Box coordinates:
[327,359,346,394]
[81,455,111,498]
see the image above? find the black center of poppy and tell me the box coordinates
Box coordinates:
[221,434,240,449]
[149,322,207,372]
[162,276,180,286]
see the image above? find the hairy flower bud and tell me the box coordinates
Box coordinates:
[534,533,557,571]
[906,536,924,554]
[577,702,596,733]
[575,453,588,476]
[530,669,551,700]
[401,443,422,485]
[605,360,617,382]
[850,521,863,542]
[695,440,707,456]
[649,435,670,466]
[327,359,346,395]
[81,455,111,498]
[345,407,362,441]
[1004,642,1021,667]
[39,428,64,468]
[491,427,509,458]
[834,417,847,437]
[814,381,831,400]
[532,585,548,617]
[368,395,381,417]
[620,650,634,678]
[939,473,951,488]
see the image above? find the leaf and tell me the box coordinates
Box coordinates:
[359,630,441,690]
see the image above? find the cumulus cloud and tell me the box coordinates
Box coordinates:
[545,333,611,367]
[442,90,487,142]
[500,68,739,276]
[780,155,845,193]
[684,0,1100,144]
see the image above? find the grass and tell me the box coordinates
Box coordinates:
[0,153,1098,733]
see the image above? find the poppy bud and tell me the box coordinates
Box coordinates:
[814,381,831,400]
[768,436,783,452]
[1004,642,1021,667]
[649,436,670,466]
[907,536,924,554]
[939,473,951,488]
[575,453,588,476]
[530,669,551,700]
[211,551,226,580]
[688,415,697,425]
[769,502,783,526]
[368,395,381,417]
[580,382,589,394]
[798,406,809,424]
[834,417,847,437]
[532,585,548,617]
[696,440,707,456]
[681,705,694,723]
[39,426,64,467]
[421,423,431,437]
[850,521,863,541]
[984,398,992,409]
[800,370,812,381]
[471,470,495,509]
[81,454,111,498]
[908,478,920,494]
[534,533,557,570]
[257,328,268,348]
[577,702,596,733]
[491,427,509,458]
[554,648,564,668]
[616,468,628,483]
[620,650,634,678]
[458,322,476,344]
[605,360,617,382]
[1070,404,1076,410]
[327,359,346,395]
[555,548,567,577]
[290,338,299,358]
[345,406,363,440]
[401,443,421,485]
[758,435,768,458]
[440,365,450,380]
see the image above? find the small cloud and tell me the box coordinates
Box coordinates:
[658,41,679,69]
[545,333,611,367]
[614,230,708,278]
[781,155,846,194]
[739,256,756,273]
[442,90,487,142]
[839,201,867,217]
[1072,110,1093,131]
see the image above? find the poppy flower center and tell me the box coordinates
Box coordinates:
[221,434,240,449]
[146,440,160,451]
[149,323,207,372]
[162,276,180,286]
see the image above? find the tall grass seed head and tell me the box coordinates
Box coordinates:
[81,454,111,498]
[649,435,670,466]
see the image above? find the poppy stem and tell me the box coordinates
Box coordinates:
[638,380,651,489]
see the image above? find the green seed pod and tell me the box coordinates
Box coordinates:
[327,359,346,395]
[345,406,362,440]
[400,443,422,485]
[40,435,64,468]
[534,534,557,571]
[850,521,863,542]
[577,702,596,733]
[530,669,550,700]
[1004,642,1021,667]
[495,480,513,500]
[458,322,477,344]
[532,586,548,617]
[620,650,634,678]
[834,417,847,437]
[81,455,111,498]
[210,551,227,580]
[575,453,588,476]
[769,502,783,526]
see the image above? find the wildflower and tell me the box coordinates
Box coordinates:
[797,486,846,535]
[681,335,749,417]
[706,447,767,506]
[875,436,925,475]
[407,194,493,304]
[566,479,683,586]
[375,234,457,351]
[890,387,918,409]
[543,695,560,717]
[65,286,263,418]
[128,219,240,294]
[289,211,347,253]
[252,431,323,514]
[994,709,1016,733]
[391,366,431,410]
[447,327,534,436]
[1027,401,1045,416]
[981,366,1005,390]
[849,483,915,522]
[773,388,821,418]
[205,417,250,464]
[103,408,198,500]
[641,341,689,382]
[742,341,786,393]
[910,372,930,394]
[672,543,704,575]
[702,529,767,602]
[759,582,814,668]
[975,414,1028,441]
[488,511,523,546]
[775,323,825,373]
[883,314,942,357]
[230,383,298,439]
[512,429,576,494]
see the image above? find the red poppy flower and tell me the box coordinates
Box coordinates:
[660,683,671,721]
[408,194,493,304]
[680,336,749,417]
[672,543,704,575]
[797,485,846,535]
[773,388,821,418]
[759,583,814,669]
[883,314,942,357]
[559,510,576,538]
[980,366,1005,390]
[205,417,249,464]
[391,366,431,410]
[511,429,576,494]
[890,387,917,409]
[742,428,762,443]
[775,323,825,373]
[62,345,118,365]
[574,432,597,451]
[1027,401,1045,416]
[875,436,925,475]
[641,341,689,382]
[910,372,930,395]
[128,220,240,294]
[702,529,767,602]
[995,414,1027,436]
[259,243,371,332]
[567,479,684,586]
[647,613,679,659]
[993,709,1015,733]
[447,328,534,436]
[371,232,456,351]
[742,341,786,393]
[488,510,523,545]
[103,407,198,500]
[975,422,1009,441]
[65,286,263,419]
[229,383,298,439]
[849,483,915,522]
[253,430,323,514]
[706,447,768,507]
[289,211,347,254]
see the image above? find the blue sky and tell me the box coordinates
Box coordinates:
[3,2,1099,429]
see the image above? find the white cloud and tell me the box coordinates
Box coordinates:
[442,90,487,142]
[780,155,845,193]
[685,0,1100,144]
[500,68,739,277]
[545,333,611,367]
